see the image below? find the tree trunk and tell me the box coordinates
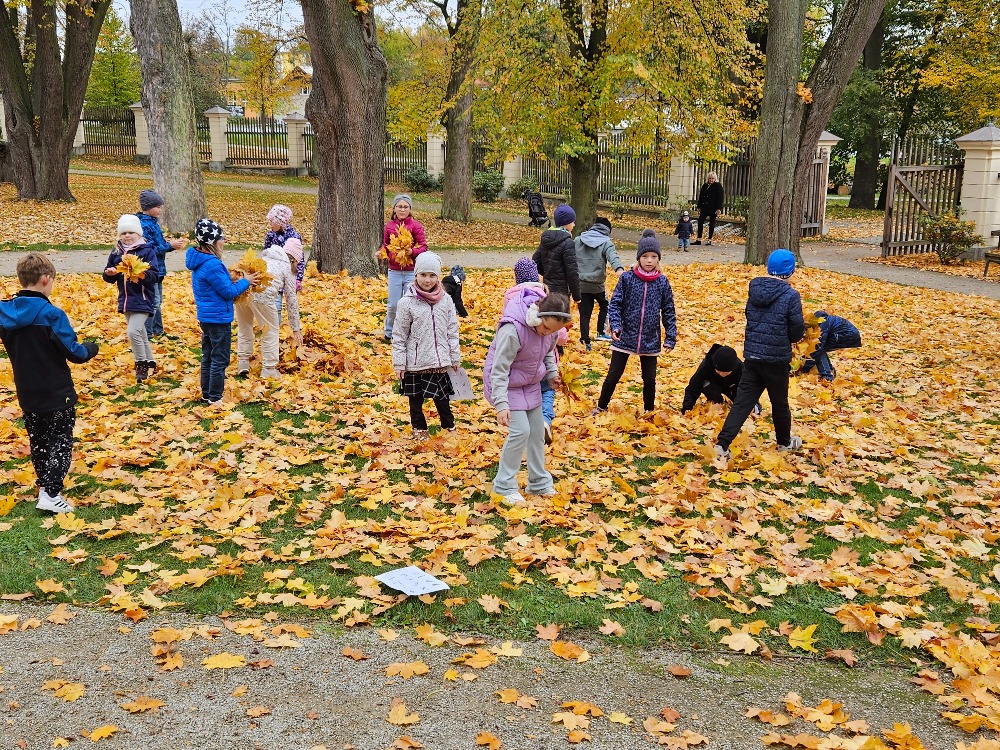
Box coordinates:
[848,17,885,209]
[441,88,474,222]
[130,0,207,236]
[0,0,110,200]
[567,152,599,235]
[300,0,387,276]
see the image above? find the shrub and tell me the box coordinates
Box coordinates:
[472,169,506,203]
[609,184,642,219]
[506,175,539,200]
[921,212,983,265]
[403,167,441,194]
[727,196,750,222]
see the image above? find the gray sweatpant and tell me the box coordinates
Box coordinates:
[492,406,553,496]
[126,312,154,362]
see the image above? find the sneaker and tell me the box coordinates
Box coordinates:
[237,359,250,377]
[36,490,74,514]
[496,491,525,506]
[589,406,607,416]
[260,368,281,379]
[413,429,430,441]
[596,333,613,342]
[778,435,803,452]
[583,341,592,352]
[161,333,179,341]
[134,361,149,383]
[543,421,553,445]
[383,335,393,345]
[706,240,713,246]
[535,487,557,497]
[713,444,731,462]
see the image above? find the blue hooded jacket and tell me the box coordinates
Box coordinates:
[815,310,861,351]
[608,269,677,355]
[186,246,250,324]
[103,242,160,315]
[742,276,805,362]
[137,212,172,280]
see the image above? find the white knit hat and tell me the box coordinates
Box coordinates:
[117,214,143,236]
[413,252,442,277]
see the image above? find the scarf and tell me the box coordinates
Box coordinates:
[118,239,145,253]
[413,282,445,304]
[633,264,661,282]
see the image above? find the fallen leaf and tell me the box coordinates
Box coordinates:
[202,652,246,669]
[120,696,165,713]
[387,698,420,726]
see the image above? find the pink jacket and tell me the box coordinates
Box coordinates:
[381,217,428,271]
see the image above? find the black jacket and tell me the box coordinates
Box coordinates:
[697,181,725,215]
[682,344,743,412]
[0,291,99,413]
[533,229,581,302]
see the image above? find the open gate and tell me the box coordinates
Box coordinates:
[881,137,964,257]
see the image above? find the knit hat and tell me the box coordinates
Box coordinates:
[711,345,741,373]
[767,249,796,278]
[267,204,293,226]
[392,194,413,208]
[594,217,612,230]
[414,251,442,277]
[283,237,304,264]
[513,257,539,284]
[139,189,164,211]
[117,214,142,236]
[195,218,225,245]
[636,229,661,259]
[449,265,466,284]
[681,210,690,217]
[553,204,576,227]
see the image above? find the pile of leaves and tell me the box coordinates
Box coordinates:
[863,252,999,282]
[386,225,415,267]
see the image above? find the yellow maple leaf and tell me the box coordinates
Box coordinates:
[115,253,150,283]
[385,661,430,679]
[385,225,415,268]
[788,624,819,653]
[609,711,633,724]
[233,249,274,301]
[475,731,502,750]
[87,725,119,742]
[720,630,761,654]
[387,698,420,725]
[120,696,165,713]
[550,640,590,662]
[202,652,246,669]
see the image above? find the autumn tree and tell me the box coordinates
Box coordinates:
[232,26,287,119]
[300,0,387,276]
[382,25,449,141]
[182,16,228,113]
[86,7,143,107]
[0,0,111,200]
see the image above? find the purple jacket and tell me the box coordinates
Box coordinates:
[483,286,558,411]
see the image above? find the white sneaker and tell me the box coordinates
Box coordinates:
[260,368,281,379]
[713,444,731,461]
[536,487,557,497]
[543,421,553,445]
[237,360,250,376]
[36,490,74,514]
[778,435,803,452]
[496,491,525,506]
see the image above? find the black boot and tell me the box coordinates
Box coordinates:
[135,361,149,383]
[146,360,157,375]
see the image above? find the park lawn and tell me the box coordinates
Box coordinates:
[0,265,999,734]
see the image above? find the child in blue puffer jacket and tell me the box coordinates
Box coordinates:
[185,218,260,406]
[592,230,677,413]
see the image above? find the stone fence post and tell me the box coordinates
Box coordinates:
[667,156,696,204]
[956,125,1000,248]
[204,106,231,171]
[503,156,523,193]
[72,103,87,156]
[130,102,150,164]
[816,130,842,236]
[283,112,308,176]
[426,128,445,177]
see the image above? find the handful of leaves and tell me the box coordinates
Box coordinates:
[385,226,415,268]
[791,311,825,372]
[115,254,151,283]
[559,361,585,412]
[233,249,274,302]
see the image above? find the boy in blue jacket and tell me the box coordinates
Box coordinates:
[0,254,99,513]
[137,190,186,339]
[800,310,861,382]
[714,249,805,461]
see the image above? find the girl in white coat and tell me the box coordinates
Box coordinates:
[391,252,461,439]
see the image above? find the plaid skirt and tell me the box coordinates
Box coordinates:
[400,370,454,400]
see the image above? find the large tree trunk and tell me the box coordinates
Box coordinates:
[848,17,885,209]
[567,152,599,235]
[0,0,110,200]
[130,0,207,236]
[300,0,386,276]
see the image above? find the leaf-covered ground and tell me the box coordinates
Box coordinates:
[1,264,1000,745]
[863,252,999,282]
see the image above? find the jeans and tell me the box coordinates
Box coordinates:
[200,322,232,402]
[716,360,791,450]
[540,379,555,424]
[145,280,164,336]
[805,330,861,379]
[385,270,414,337]
[678,238,690,250]
[598,350,658,411]
[697,212,717,240]
[579,292,608,343]
[24,407,75,496]
[409,396,455,430]
[493,406,553,496]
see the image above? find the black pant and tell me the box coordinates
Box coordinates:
[409,396,455,430]
[24,407,76,496]
[716,360,791,449]
[579,292,609,343]
[701,382,727,404]
[598,351,658,411]
[697,212,717,240]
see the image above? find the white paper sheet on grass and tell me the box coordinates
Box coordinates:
[448,367,476,401]
[375,566,450,596]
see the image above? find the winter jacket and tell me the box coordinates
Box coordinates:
[575,225,624,294]
[263,224,305,286]
[697,181,725,215]
[391,285,461,373]
[483,285,558,412]
[608,269,677,355]
[103,242,160,315]
[674,218,696,240]
[381,217,428,271]
[742,277,805,363]
[186,246,251,324]
[533,229,581,302]
[243,244,301,331]
[0,290,99,413]
[681,343,743,413]
[137,212,172,280]
[815,310,861,352]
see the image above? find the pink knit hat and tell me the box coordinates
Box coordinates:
[267,204,293,226]
[283,237,304,264]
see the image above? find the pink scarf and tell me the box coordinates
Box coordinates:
[118,239,145,253]
[632,264,661,282]
[413,282,445,304]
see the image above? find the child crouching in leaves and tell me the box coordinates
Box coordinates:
[391,252,461,440]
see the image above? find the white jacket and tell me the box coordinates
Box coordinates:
[250,245,301,331]
[391,285,461,373]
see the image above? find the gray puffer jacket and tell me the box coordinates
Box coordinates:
[575,224,624,294]
[392,285,461,373]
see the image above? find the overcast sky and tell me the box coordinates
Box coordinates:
[113,0,304,34]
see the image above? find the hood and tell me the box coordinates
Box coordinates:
[579,225,611,248]
[748,276,792,308]
[0,292,48,331]
[499,284,547,326]
[539,228,572,251]
[262,244,289,263]
[185,246,215,271]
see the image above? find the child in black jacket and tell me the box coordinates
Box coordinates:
[673,211,695,252]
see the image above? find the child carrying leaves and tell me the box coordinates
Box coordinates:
[381,194,427,343]
[391,252,461,439]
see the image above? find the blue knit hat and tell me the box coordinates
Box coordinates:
[513,257,539,284]
[553,204,576,227]
[636,229,661,259]
[767,249,796,278]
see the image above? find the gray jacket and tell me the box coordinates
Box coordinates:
[392,286,461,373]
[574,225,624,294]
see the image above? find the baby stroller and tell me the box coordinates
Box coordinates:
[525,190,551,228]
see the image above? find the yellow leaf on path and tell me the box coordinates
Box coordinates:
[246,705,271,718]
[53,739,70,748]
[36,579,65,594]
[490,641,523,657]
[87,725,119,742]
[379,629,400,641]
[47,603,75,625]
[667,664,692,678]
[609,712,633,724]
[496,688,520,704]
[43,680,86,702]
[720,630,761,654]
[262,634,301,649]
[788,624,819,653]
[387,698,420,726]
[160,651,183,671]
[599,619,624,636]
[550,640,590,663]
[391,738,424,750]
[536,623,561,641]
[231,685,248,697]
[341,646,368,661]
[551,711,590,730]
[566,729,591,744]
[414,623,448,647]
[202,652,246,669]
[475,731,502,749]
[120,696,165,713]
[386,661,430,679]
[443,669,459,681]
[563,701,603,717]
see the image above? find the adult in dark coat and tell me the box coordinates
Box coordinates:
[694,172,724,246]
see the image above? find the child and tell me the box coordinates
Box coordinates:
[0,254,99,513]
[681,344,759,415]
[593,230,677,413]
[186,218,260,405]
[574,217,625,350]
[800,310,861,382]
[137,189,185,338]
[381,194,428,343]
[391,252,461,439]
[714,249,805,461]
[674,210,695,252]
[442,265,468,317]
[263,204,305,290]
[533,204,581,303]
[484,289,570,505]
[103,214,160,383]
[235,238,303,380]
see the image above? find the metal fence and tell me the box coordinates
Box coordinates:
[303,124,315,173]
[81,105,136,157]
[226,116,288,167]
[385,140,427,184]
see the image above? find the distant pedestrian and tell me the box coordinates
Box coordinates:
[693,172,724,246]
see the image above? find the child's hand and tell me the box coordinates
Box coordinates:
[169,238,186,250]
[104,268,118,276]
[292,330,303,346]
[549,374,562,388]
[497,409,511,427]
[615,268,625,277]
[396,369,405,380]
[244,271,262,285]
[611,329,621,341]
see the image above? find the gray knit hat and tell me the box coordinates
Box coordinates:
[139,190,164,211]
[636,229,661,259]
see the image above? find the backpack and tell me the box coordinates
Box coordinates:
[525,191,551,228]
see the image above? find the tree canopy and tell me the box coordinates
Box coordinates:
[86,8,142,107]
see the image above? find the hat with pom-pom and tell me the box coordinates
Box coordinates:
[513,257,539,284]
[636,229,661,259]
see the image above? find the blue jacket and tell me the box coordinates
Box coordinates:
[608,270,677,355]
[815,310,861,351]
[103,242,160,315]
[0,290,99,412]
[186,246,250,324]
[743,277,805,363]
[138,212,172,280]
